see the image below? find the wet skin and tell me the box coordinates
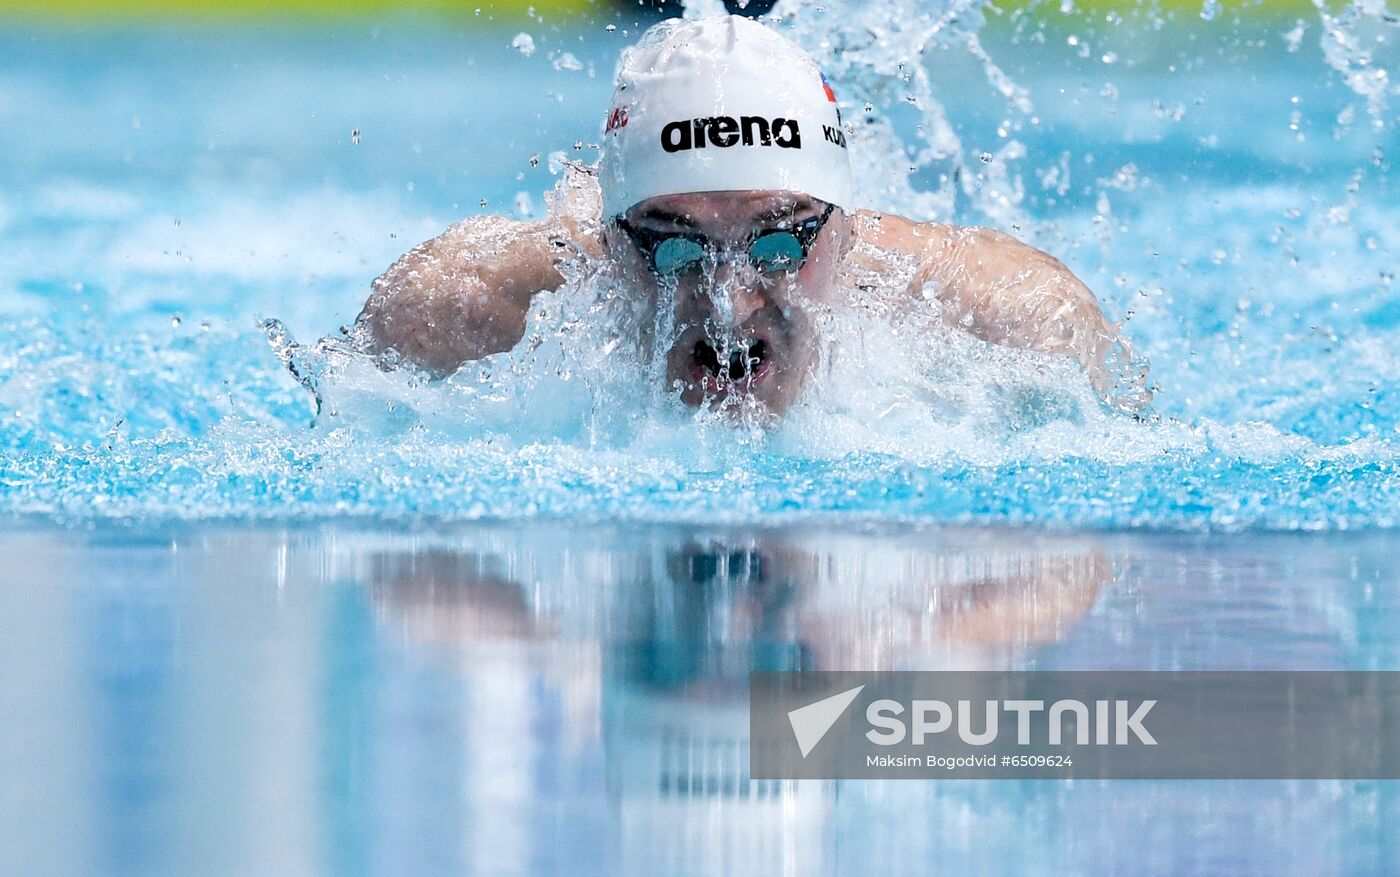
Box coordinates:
[606,191,851,416]
[357,177,1149,414]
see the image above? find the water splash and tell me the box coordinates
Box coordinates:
[1310,0,1399,129]
[3,12,1400,528]
[750,0,1037,227]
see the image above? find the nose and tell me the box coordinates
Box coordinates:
[700,261,767,328]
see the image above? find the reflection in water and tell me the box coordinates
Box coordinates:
[2,526,1398,876]
[364,529,1113,875]
[368,528,1113,669]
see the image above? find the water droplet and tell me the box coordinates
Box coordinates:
[552,51,583,72]
[511,33,536,57]
[1151,100,1186,122]
[1283,20,1307,53]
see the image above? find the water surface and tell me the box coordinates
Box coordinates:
[2,523,1398,876]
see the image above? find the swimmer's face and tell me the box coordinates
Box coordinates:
[609,190,849,416]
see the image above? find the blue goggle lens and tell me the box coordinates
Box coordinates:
[651,231,808,276]
[749,232,805,272]
[653,237,707,275]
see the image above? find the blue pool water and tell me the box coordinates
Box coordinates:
[3,524,1399,876]
[4,5,1400,875]
[2,8,1398,529]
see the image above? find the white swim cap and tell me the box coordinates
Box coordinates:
[599,15,854,219]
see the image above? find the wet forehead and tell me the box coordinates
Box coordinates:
[629,190,821,232]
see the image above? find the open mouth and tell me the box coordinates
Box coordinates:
[689,338,772,395]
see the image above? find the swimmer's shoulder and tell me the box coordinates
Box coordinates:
[424,164,604,268]
[848,208,961,260]
[848,210,1038,274]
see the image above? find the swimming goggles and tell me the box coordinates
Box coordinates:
[616,202,836,277]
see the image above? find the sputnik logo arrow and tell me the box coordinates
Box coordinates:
[787,685,865,758]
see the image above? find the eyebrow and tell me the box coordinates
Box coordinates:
[630,207,698,229]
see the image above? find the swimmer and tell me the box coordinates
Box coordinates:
[358,14,1149,416]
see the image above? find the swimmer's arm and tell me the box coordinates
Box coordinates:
[872,215,1149,409]
[357,214,598,374]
